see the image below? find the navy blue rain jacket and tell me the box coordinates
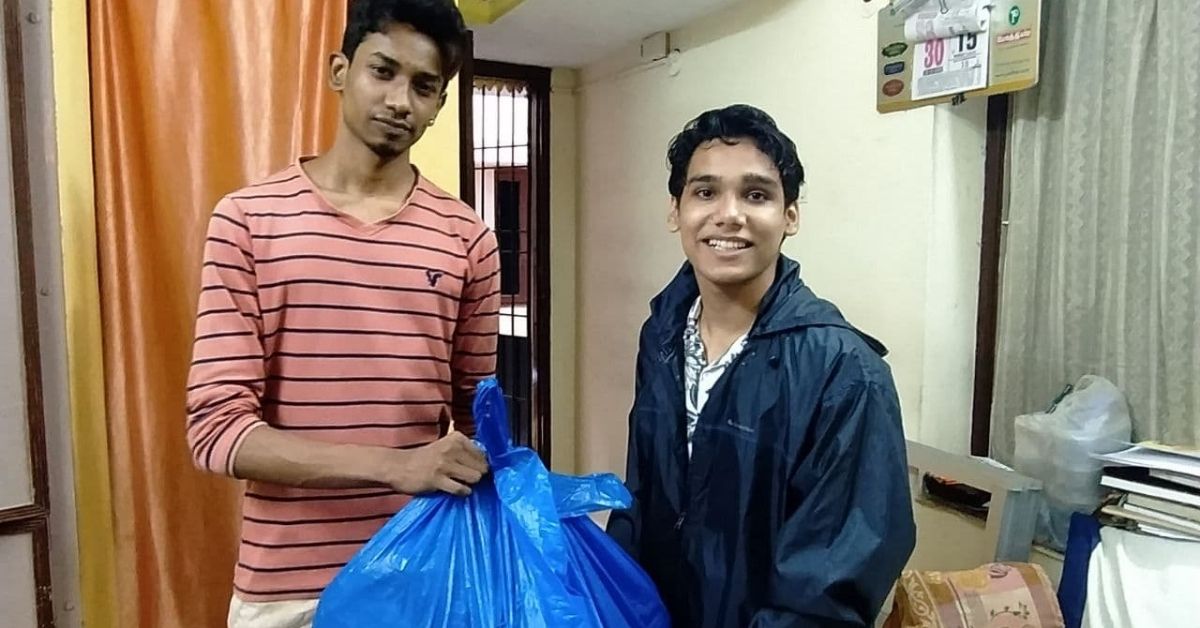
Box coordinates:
[607,256,916,627]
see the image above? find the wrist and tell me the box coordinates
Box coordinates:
[364,446,411,489]
[333,444,398,487]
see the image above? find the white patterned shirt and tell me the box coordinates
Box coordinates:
[683,298,749,457]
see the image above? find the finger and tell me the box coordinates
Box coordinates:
[435,476,471,497]
[445,462,484,485]
[452,453,488,477]
[458,440,488,467]
[457,447,489,475]
[433,432,462,452]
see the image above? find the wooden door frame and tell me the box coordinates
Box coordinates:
[459,53,553,461]
[458,31,477,207]
[1,1,55,626]
[969,94,1012,457]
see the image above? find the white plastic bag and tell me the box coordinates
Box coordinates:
[1012,375,1132,550]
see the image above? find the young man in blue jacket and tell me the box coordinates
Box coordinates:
[607,105,916,627]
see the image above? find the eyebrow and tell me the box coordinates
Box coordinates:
[370,51,399,66]
[742,173,780,188]
[685,173,781,188]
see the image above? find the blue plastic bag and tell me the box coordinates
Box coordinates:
[313,378,669,628]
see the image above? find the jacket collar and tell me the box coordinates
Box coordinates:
[647,255,887,356]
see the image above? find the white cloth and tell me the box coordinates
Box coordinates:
[1082,526,1200,628]
[228,595,318,628]
[683,298,748,457]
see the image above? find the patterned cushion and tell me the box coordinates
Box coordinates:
[884,563,1064,628]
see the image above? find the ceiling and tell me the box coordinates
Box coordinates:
[472,0,745,68]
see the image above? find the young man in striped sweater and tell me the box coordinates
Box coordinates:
[185,2,497,626]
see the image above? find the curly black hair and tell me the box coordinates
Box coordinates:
[342,0,468,83]
[667,105,805,207]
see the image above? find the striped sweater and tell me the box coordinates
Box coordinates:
[185,161,499,601]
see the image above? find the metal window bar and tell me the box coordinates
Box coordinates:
[472,79,533,447]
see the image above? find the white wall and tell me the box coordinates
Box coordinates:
[0,535,38,628]
[573,0,988,480]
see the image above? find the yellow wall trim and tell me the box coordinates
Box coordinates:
[459,0,524,25]
[51,1,118,626]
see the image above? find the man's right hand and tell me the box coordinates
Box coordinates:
[386,432,490,497]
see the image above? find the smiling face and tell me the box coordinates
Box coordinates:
[669,138,799,291]
[329,22,447,160]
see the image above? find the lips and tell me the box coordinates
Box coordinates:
[374,117,413,134]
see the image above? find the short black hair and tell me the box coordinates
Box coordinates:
[667,105,805,207]
[342,0,468,83]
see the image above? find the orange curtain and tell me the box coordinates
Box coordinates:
[89,2,344,626]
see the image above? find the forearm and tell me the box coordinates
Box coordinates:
[231,425,394,489]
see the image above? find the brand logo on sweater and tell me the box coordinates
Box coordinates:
[426,269,445,287]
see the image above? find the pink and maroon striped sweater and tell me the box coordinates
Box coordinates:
[185,161,499,601]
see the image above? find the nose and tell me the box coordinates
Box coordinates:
[714,194,746,226]
[384,80,413,117]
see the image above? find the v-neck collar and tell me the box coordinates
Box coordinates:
[295,157,425,235]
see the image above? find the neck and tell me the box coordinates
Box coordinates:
[308,124,415,197]
[695,264,776,336]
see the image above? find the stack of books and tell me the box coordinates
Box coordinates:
[1094,445,1200,541]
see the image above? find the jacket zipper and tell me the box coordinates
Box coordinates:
[674,351,751,535]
